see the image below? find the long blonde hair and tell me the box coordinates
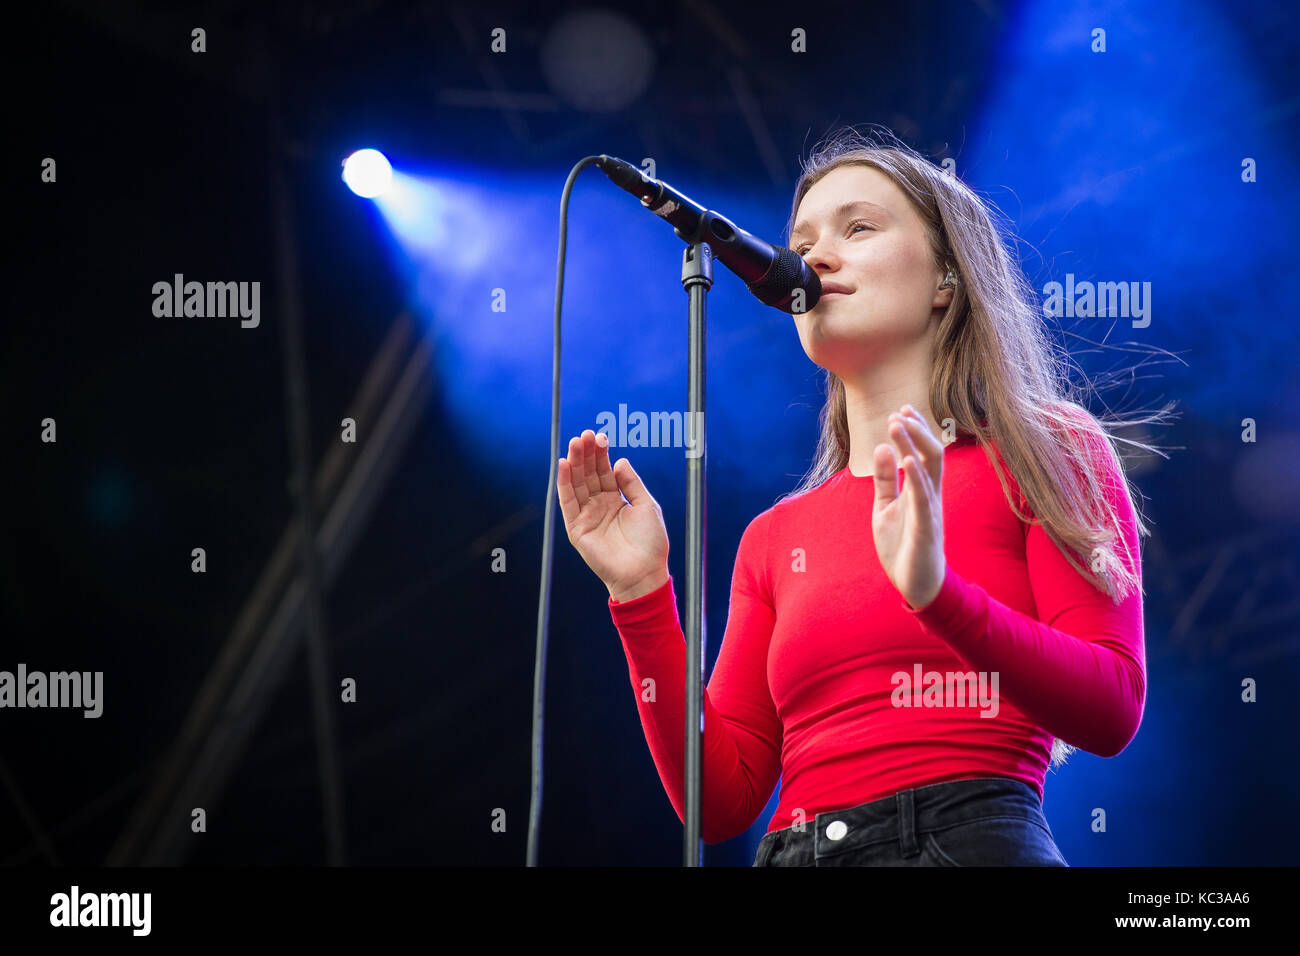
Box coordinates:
[780,126,1176,769]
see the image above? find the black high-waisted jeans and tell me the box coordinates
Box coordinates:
[753,776,1068,867]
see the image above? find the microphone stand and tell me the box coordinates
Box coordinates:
[594,155,815,864]
[677,238,711,867]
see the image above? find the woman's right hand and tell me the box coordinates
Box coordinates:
[557,429,669,603]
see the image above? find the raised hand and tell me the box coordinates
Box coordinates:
[557,429,670,603]
[871,404,947,610]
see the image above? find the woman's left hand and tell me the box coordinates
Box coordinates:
[871,404,946,610]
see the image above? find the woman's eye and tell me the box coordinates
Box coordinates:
[795,221,874,256]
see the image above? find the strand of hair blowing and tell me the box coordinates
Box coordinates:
[779,127,1177,768]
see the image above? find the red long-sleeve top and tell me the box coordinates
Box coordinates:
[607,426,1146,844]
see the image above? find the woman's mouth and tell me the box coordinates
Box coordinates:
[818,282,853,299]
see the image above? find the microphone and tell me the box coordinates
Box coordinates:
[595,155,821,314]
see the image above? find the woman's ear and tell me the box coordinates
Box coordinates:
[933,266,958,309]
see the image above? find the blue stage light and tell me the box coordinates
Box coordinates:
[343,149,393,198]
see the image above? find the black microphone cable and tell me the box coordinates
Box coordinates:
[528,155,602,866]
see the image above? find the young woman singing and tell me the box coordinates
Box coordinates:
[557,127,1163,866]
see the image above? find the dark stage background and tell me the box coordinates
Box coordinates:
[5,0,1299,867]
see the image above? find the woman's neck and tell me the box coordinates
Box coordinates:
[840,335,938,478]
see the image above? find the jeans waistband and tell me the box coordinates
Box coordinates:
[762,776,1049,852]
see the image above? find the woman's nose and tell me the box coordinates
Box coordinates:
[801,242,839,271]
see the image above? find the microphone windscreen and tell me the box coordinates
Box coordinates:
[748,248,822,314]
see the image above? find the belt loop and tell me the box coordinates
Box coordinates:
[897,788,919,857]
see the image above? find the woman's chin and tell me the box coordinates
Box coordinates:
[803,332,892,378]
[803,343,851,375]
[805,320,870,354]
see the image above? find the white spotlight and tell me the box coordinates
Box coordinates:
[343,149,393,198]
